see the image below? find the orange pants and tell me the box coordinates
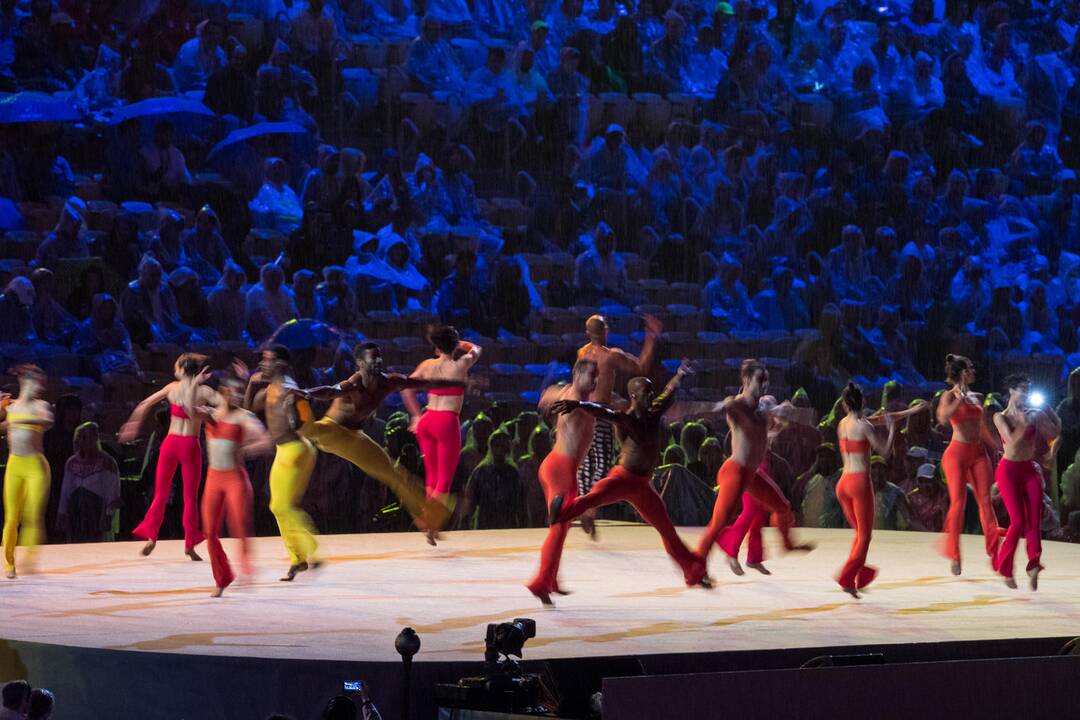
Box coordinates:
[201,467,253,590]
[941,440,1000,561]
[835,472,877,590]
[697,458,796,558]
[526,452,578,595]
[559,465,706,585]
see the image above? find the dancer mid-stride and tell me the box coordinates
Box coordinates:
[992,374,1060,590]
[403,326,481,527]
[547,360,712,590]
[2,366,54,579]
[120,353,215,560]
[525,358,599,606]
[246,345,319,582]
[936,354,1002,575]
[199,372,273,597]
[696,360,815,568]
[297,342,462,544]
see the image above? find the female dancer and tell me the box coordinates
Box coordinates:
[992,374,1060,590]
[120,353,215,559]
[2,366,54,578]
[403,325,481,529]
[936,354,1002,575]
[200,372,272,597]
[835,382,898,598]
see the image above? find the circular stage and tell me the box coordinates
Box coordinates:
[3,525,1079,663]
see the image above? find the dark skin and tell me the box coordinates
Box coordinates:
[552,360,691,476]
[245,352,302,445]
[297,347,465,429]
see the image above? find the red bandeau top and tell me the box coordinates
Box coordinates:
[951,399,983,425]
[428,387,464,397]
[205,420,243,443]
[838,437,870,456]
[170,404,191,420]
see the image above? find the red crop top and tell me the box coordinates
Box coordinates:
[170,404,191,420]
[839,437,870,456]
[205,420,243,443]
[951,400,982,425]
[428,387,464,397]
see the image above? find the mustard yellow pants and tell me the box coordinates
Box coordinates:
[3,453,50,574]
[268,438,317,566]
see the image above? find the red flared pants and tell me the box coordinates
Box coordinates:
[835,471,877,590]
[993,458,1043,579]
[559,465,706,585]
[201,467,253,590]
[697,458,796,558]
[526,451,578,595]
[133,434,205,550]
[941,440,1000,561]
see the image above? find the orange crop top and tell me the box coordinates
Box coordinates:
[205,420,243,443]
[839,437,870,456]
[951,400,982,425]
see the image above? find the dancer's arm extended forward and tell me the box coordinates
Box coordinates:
[549,399,624,426]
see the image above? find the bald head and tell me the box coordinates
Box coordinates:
[628,376,652,404]
[586,314,608,342]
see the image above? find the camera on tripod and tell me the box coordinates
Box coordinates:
[435,618,547,716]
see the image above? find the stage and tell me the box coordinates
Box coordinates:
[2,525,1079,718]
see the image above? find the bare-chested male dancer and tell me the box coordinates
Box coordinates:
[575,314,661,537]
[547,360,711,590]
[295,342,461,543]
[525,358,599,605]
[246,345,319,581]
[696,359,814,566]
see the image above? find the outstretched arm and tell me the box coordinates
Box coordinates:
[301,372,361,401]
[119,383,175,442]
[864,416,897,460]
[550,399,624,427]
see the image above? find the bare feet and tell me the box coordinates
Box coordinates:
[186,549,203,562]
[580,513,597,540]
[1028,565,1041,591]
[727,555,744,576]
[950,560,961,576]
[280,562,309,582]
[141,540,156,557]
[747,562,771,575]
[210,587,224,598]
[1004,576,1017,589]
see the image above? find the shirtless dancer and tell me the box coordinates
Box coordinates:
[246,345,319,581]
[525,358,599,605]
[296,342,461,542]
[696,359,814,566]
[548,360,711,589]
[575,314,661,536]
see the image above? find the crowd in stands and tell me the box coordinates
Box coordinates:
[2,0,1080,548]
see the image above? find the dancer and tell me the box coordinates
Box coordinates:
[572,314,662,537]
[717,395,814,576]
[120,353,214,560]
[547,360,711,589]
[834,382,899,598]
[2,366,53,578]
[696,359,814,566]
[200,372,272,597]
[246,345,318,581]
[992,374,1060,590]
[402,326,481,517]
[936,354,1002,575]
[525,358,600,605]
[297,342,463,542]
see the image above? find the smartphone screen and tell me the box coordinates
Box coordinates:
[343,681,364,693]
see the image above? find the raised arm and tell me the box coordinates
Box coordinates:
[119,383,175,442]
[1036,406,1062,442]
[452,340,482,368]
[612,315,663,376]
[993,412,1024,449]
[652,359,692,413]
[936,390,961,427]
[863,415,897,460]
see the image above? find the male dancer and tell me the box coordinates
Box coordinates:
[246,345,319,581]
[525,358,599,605]
[696,359,814,565]
[575,314,661,536]
[295,342,463,542]
[548,360,711,589]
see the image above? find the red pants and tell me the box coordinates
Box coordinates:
[526,452,578,595]
[201,467,253,590]
[718,492,767,564]
[993,458,1043,579]
[836,472,877,590]
[941,440,1000,561]
[133,434,204,550]
[559,465,706,586]
[416,409,461,499]
[697,458,796,558]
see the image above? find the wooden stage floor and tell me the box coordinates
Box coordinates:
[3,525,1078,664]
